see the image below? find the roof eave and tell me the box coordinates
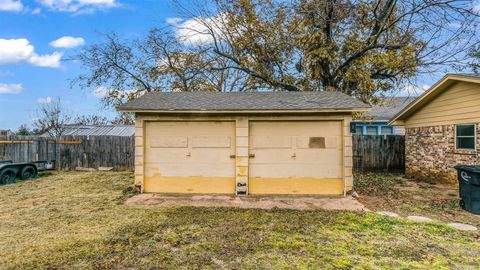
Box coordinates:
[116,108,371,113]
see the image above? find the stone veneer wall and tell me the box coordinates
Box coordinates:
[405,124,480,183]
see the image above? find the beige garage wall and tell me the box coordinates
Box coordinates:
[134,113,353,195]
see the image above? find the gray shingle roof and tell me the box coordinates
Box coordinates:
[369,97,417,121]
[117,91,370,112]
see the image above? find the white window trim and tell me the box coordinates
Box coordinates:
[455,123,477,151]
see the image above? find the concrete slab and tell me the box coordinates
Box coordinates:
[407,216,433,223]
[376,211,399,218]
[126,194,367,211]
[447,223,478,231]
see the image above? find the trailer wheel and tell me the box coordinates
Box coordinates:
[20,165,37,180]
[0,168,16,185]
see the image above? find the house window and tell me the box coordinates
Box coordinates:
[456,124,476,150]
[381,126,393,135]
[366,126,377,135]
[355,126,363,134]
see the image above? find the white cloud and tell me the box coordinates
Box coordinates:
[37,0,119,13]
[31,7,41,14]
[166,17,183,25]
[93,86,110,97]
[397,84,430,97]
[0,83,22,94]
[174,14,227,46]
[37,96,52,103]
[0,0,23,12]
[50,36,85,48]
[0,38,62,68]
[28,51,63,67]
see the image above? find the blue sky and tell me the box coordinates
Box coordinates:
[0,0,185,130]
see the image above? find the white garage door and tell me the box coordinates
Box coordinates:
[144,121,236,193]
[249,121,344,195]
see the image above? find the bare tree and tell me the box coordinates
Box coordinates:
[73,114,109,125]
[32,98,72,138]
[111,112,135,125]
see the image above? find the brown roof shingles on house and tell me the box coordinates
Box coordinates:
[117,91,370,112]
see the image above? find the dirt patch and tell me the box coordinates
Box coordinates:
[356,173,480,227]
[127,193,368,211]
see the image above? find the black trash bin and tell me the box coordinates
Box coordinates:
[454,165,480,215]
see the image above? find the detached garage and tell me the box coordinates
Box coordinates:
[117,92,369,196]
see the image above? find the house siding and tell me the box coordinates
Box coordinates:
[405,81,480,128]
[405,124,480,183]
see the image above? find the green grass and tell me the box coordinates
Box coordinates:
[0,172,479,269]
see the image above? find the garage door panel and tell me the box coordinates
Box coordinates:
[250,164,342,178]
[149,136,188,148]
[295,137,339,149]
[144,176,236,194]
[249,121,343,195]
[292,149,343,163]
[252,151,342,165]
[145,163,234,177]
[251,136,292,149]
[191,136,232,148]
[145,148,189,162]
[249,178,343,195]
[144,121,235,194]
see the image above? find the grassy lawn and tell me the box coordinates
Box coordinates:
[1,172,480,269]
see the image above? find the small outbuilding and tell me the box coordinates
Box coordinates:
[118,92,369,195]
[390,74,480,183]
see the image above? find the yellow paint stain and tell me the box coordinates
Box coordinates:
[237,167,248,176]
[235,157,248,167]
[144,176,236,194]
[249,177,343,195]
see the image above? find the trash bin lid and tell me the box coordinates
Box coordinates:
[454,165,480,173]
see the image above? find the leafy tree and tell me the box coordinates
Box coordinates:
[73,0,479,106]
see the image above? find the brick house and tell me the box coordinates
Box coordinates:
[390,74,480,183]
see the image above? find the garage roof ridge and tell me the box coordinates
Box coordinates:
[117,91,370,112]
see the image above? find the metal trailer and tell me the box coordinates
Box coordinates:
[0,160,55,185]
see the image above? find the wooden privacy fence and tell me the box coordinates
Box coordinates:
[0,135,134,171]
[1,134,403,173]
[56,135,134,170]
[0,136,56,164]
[352,135,405,173]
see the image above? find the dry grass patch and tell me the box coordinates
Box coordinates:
[356,173,480,227]
[0,172,479,269]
